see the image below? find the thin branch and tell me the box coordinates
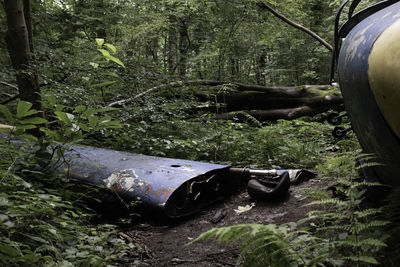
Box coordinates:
[256,2,333,52]
[0,81,18,90]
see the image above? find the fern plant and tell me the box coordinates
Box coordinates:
[192,222,341,266]
[303,180,388,266]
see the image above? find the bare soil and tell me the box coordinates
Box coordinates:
[123,176,332,267]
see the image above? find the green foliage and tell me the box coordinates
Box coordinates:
[0,101,48,142]
[0,159,135,266]
[0,126,135,266]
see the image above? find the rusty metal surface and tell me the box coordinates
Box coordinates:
[61,145,234,217]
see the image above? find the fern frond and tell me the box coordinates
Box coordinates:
[351,220,390,234]
[306,211,349,221]
[228,111,262,127]
[343,255,379,265]
[192,223,297,267]
[354,208,382,218]
[306,198,348,206]
[349,181,388,188]
[336,238,386,248]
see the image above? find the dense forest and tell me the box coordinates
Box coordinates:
[1,0,400,266]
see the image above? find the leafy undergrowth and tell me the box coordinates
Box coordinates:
[0,141,137,266]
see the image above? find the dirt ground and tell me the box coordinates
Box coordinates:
[123,176,332,267]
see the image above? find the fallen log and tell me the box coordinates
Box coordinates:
[210,104,343,122]
[107,80,339,107]
[216,92,343,112]
[107,80,343,121]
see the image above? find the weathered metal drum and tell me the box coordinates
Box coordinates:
[337,1,400,186]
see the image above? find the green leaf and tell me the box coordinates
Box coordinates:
[98,49,111,59]
[0,244,19,256]
[23,109,38,117]
[99,121,121,129]
[104,43,117,53]
[45,95,57,106]
[345,256,379,265]
[90,81,117,88]
[96,107,118,113]
[0,105,13,123]
[109,56,125,68]
[54,111,72,125]
[21,134,38,142]
[88,115,99,128]
[55,104,66,112]
[17,101,33,118]
[75,105,87,113]
[19,117,48,125]
[77,122,90,132]
[102,72,121,79]
[84,108,98,116]
[95,38,104,47]
[16,125,37,131]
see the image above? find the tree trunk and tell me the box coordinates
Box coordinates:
[210,105,339,121]
[167,13,178,76]
[178,19,189,77]
[255,50,267,86]
[23,0,33,52]
[4,0,41,110]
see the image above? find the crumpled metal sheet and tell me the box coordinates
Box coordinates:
[61,145,235,217]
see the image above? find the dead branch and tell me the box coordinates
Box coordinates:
[256,2,333,51]
[0,81,18,90]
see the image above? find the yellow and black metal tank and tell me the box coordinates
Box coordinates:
[335,0,400,186]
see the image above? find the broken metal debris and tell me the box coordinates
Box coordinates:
[61,145,236,218]
[211,209,226,224]
[60,146,317,217]
[247,172,291,200]
[229,168,316,185]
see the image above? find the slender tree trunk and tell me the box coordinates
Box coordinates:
[23,0,33,52]
[95,0,107,39]
[178,19,189,77]
[255,48,267,86]
[4,0,41,110]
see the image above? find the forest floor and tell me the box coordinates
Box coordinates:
[122,174,333,267]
